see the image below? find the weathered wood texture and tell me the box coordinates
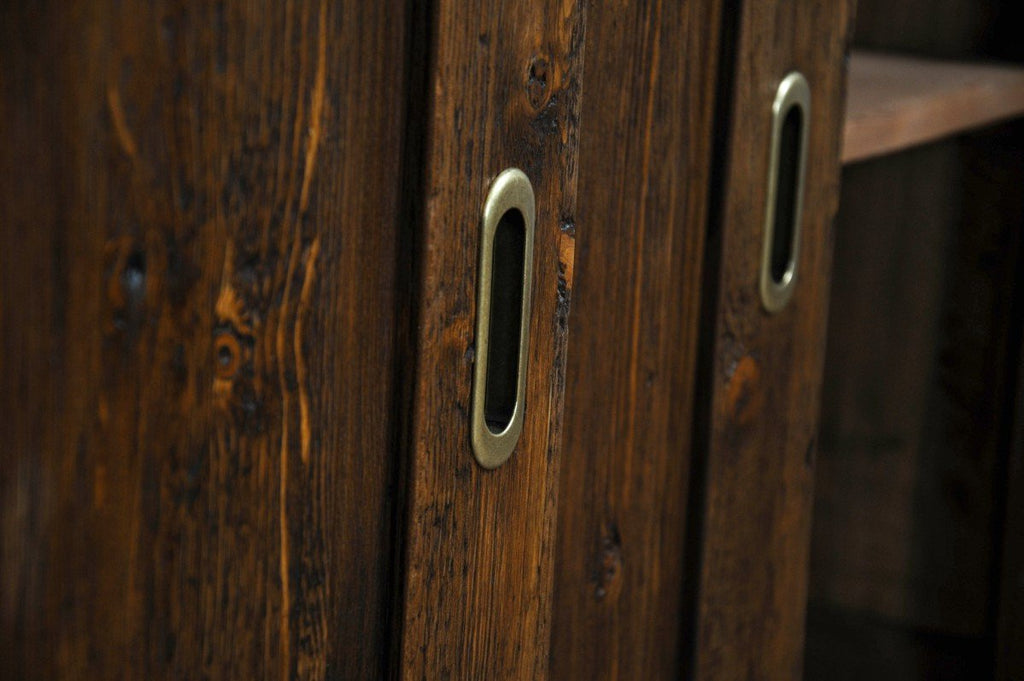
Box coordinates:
[549,0,722,678]
[0,2,409,678]
[690,1,854,678]
[396,1,585,678]
[843,51,1024,164]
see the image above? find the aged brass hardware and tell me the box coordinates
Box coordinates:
[760,71,810,313]
[471,168,536,469]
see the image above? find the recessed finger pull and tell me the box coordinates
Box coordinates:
[471,168,536,469]
[760,71,810,313]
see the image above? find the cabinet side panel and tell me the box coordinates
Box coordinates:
[691,1,855,679]
[0,2,410,678]
[396,1,586,678]
[549,0,722,678]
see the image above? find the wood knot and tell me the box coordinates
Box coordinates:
[724,355,763,427]
[593,522,623,601]
[120,250,147,304]
[526,56,551,110]
[105,243,147,338]
[214,331,241,380]
[212,325,255,414]
[106,246,147,310]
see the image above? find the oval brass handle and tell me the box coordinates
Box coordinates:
[760,71,810,313]
[471,168,536,469]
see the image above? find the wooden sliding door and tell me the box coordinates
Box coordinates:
[550,0,724,678]
[1,1,859,679]
[689,1,855,679]
[1,1,411,678]
[395,0,585,677]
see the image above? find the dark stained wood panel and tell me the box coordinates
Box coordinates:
[690,1,855,678]
[395,1,585,678]
[0,1,410,678]
[549,0,723,678]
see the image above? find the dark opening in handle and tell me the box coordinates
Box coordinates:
[771,105,803,284]
[484,208,526,433]
[760,71,809,313]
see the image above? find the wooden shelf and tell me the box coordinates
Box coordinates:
[843,51,1024,164]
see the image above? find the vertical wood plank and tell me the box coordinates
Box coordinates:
[396,1,585,678]
[549,0,723,678]
[0,2,410,678]
[690,1,854,678]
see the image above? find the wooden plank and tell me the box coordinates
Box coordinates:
[689,1,855,678]
[0,2,410,678]
[843,51,1024,164]
[395,1,585,678]
[549,0,722,678]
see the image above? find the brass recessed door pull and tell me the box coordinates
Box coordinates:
[761,71,810,313]
[471,168,536,469]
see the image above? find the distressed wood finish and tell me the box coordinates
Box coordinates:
[690,1,854,678]
[549,0,722,678]
[0,2,409,678]
[396,1,585,678]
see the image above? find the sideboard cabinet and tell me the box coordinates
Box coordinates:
[16,0,1023,679]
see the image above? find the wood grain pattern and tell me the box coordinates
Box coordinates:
[395,1,585,678]
[548,0,722,678]
[0,2,410,678]
[689,1,854,678]
[843,51,1024,164]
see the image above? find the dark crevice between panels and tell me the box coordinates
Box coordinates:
[679,0,744,676]
[383,0,436,679]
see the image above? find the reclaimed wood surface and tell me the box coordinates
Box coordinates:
[395,1,585,678]
[0,2,410,678]
[689,1,854,678]
[843,52,1024,164]
[548,0,723,678]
